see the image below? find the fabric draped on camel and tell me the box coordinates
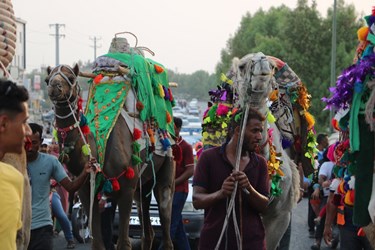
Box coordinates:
[86,52,176,194]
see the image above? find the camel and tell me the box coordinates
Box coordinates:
[45,58,175,249]
[202,52,315,249]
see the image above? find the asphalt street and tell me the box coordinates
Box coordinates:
[53,197,338,250]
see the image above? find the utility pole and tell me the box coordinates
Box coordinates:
[49,23,65,66]
[330,0,337,133]
[90,36,102,62]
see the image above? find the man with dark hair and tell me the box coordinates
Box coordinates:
[193,107,270,250]
[162,117,194,250]
[0,79,31,250]
[26,123,95,250]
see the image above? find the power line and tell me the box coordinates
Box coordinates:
[90,36,102,61]
[49,23,65,66]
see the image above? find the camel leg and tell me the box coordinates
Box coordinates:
[263,211,291,250]
[134,181,155,250]
[116,182,136,250]
[79,183,105,250]
[153,157,175,250]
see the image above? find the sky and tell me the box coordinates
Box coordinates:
[12,0,373,74]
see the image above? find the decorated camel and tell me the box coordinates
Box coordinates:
[45,34,176,249]
[323,10,375,248]
[202,52,316,249]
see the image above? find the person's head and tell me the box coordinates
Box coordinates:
[40,143,48,153]
[173,117,183,137]
[26,123,44,161]
[0,79,31,159]
[229,107,265,154]
[316,133,328,150]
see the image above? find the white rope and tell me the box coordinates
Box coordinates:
[215,104,250,250]
[67,102,97,239]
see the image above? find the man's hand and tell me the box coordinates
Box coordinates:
[323,226,333,246]
[220,174,236,198]
[232,171,250,191]
[84,158,99,173]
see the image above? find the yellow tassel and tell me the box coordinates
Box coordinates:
[269,90,279,101]
[267,111,276,123]
[158,84,165,98]
[305,111,315,130]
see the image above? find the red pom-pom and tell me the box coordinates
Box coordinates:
[172,144,182,163]
[78,97,83,111]
[168,88,174,102]
[125,167,135,179]
[136,101,144,111]
[133,128,142,140]
[81,125,90,135]
[111,178,120,191]
[94,74,104,84]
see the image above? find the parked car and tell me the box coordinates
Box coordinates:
[113,180,203,249]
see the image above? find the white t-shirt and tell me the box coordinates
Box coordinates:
[318,161,334,197]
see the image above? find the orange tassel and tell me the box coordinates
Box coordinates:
[133,128,142,140]
[357,27,369,42]
[305,111,315,130]
[166,111,172,123]
[94,74,104,84]
[154,64,164,74]
[147,128,155,144]
[269,90,279,101]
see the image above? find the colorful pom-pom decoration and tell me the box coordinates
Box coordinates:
[125,167,135,179]
[357,27,369,42]
[111,178,120,191]
[81,144,91,156]
[166,111,172,123]
[136,101,144,111]
[81,125,91,135]
[133,128,142,141]
[154,64,164,74]
[94,74,104,84]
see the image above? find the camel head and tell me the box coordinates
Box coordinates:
[231,52,274,109]
[45,64,80,105]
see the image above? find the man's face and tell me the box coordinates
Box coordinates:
[321,136,329,149]
[26,132,42,160]
[0,102,31,154]
[241,118,263,154]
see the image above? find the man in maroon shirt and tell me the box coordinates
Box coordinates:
[166,117,194,250]
[193,107,270,250]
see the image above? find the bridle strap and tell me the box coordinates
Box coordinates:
[48,65,80,108]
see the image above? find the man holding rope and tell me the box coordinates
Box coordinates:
[193,107,269,250]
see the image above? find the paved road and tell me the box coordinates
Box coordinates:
[53,197,338,249]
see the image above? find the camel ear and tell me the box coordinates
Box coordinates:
[45,66,52,84]
[47,66,52,75]
[73,64,80,77]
